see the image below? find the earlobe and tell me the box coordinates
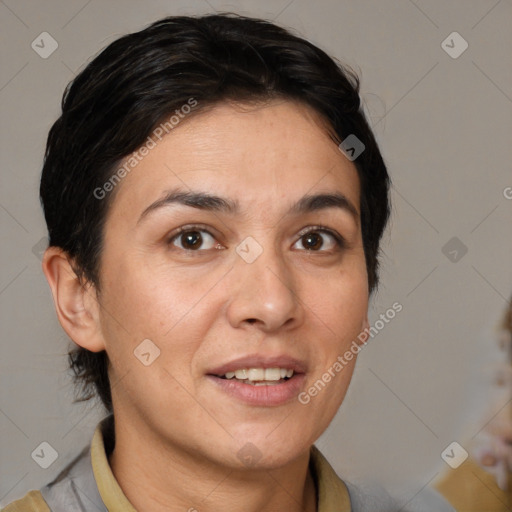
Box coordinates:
[41,247,106,352]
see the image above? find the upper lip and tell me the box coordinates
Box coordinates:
[207,354,307,376]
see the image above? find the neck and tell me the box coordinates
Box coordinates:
[108,415,317,512]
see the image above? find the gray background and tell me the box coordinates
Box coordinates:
[1,0,511,507]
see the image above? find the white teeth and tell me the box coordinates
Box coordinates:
[222,367,295,382]
[234,369,247,379]
[264,368,281,381]
[247,368,265,381]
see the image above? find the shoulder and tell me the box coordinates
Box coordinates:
[345,480,455,512]
[311,445,455,512]
[1,490,50,512]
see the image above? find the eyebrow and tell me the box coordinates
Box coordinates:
[137,190,238,224]
[137,189,359,225]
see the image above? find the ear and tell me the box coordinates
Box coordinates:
[42,247,106,352]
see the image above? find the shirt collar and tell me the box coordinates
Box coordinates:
[91,415,351,512]
[90,415,136,512]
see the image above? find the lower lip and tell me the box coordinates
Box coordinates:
[207,374,306,406]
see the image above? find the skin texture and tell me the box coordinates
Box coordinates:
[43,99,371,512]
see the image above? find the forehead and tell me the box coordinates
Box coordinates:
[106,99,360,225]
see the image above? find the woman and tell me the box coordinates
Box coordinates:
[2,13,452,511]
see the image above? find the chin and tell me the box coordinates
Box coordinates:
[223,429,315,471]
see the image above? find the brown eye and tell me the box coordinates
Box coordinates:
[171,229,217,250]
[181,231,202,249]
[293,229,341,252]
[302,232,323,250]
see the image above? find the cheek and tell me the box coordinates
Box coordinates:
[102,256,204,331]
[98,265,209,410]
[303,262,368,332]
[99,257,222,373]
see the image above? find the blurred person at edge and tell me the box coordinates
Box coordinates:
[437,297,512,510]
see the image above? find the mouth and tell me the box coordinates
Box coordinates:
[206,356,306,406]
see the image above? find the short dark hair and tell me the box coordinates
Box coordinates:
[40,13,391,413]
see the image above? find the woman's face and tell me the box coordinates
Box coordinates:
[96,99,369,469]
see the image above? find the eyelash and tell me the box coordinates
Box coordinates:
[167,224,346,252]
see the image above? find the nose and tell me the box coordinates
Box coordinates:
[225,243,304,333]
